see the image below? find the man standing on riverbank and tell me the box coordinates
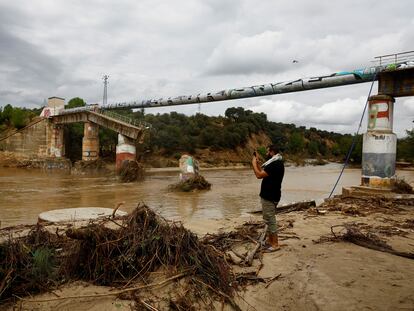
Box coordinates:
[252,144,285,251]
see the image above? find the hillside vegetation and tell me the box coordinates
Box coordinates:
[1,100,413,165]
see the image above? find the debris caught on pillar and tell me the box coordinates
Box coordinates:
[118,160,144,182]
[392,177,414,194]
[169,155,211,192]
[169,175,212,192]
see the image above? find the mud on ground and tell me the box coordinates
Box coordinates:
[1,195,414,311]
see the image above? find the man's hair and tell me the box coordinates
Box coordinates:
[267,144,279,154]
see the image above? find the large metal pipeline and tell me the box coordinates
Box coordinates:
[60,61,414,115]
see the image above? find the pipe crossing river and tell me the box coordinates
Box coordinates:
[60,60,414,114]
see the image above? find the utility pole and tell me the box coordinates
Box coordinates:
[102,75,109,106]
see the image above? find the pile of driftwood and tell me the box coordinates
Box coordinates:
[319,196,413,216]
[169,175,211,192]
[392,178,414,194]
[0,202,299,309]
[118,160,145,182]
[0,204,239,310]
[204,222,269,267]
[0,224,65,300]
[317,224,414,260]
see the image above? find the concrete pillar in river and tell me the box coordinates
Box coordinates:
[82,122,99,161]
[361,95,396,188]
[116,134,136,173]
[47,122,65,157]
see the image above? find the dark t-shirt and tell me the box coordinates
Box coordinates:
[260,160,285,202]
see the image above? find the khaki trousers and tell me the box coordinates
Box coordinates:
[261,198,278,234]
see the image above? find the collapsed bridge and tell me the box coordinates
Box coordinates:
[1,51,414,185]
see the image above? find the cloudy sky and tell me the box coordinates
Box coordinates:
[0,0,413,136]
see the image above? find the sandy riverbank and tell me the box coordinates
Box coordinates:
[1,193,414,311]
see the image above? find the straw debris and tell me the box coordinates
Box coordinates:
[0,204,237,309]
[316,223,414,260]
[392,178,414,194]
[319,195,413,216]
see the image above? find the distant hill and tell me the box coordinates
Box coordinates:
[1,103,412,165]
[126,106,363,166]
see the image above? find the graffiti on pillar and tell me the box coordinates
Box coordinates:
[368,102,390,130]
[41,108,51,118]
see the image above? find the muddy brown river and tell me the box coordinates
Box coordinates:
[1,164,413,228]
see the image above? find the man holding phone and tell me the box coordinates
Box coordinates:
[251,144,285,251]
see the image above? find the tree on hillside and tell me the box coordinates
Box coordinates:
[288,132,305,154]
[2,104,13,125]
[66,97,86,109]
[338,134,363,163]
[397,123,414,161]
[10,108,26,129]
[64,98,86,161]
[308,140,319,157]
[0,104,33,129]
[225,107,248,122]
[99,128,118,159]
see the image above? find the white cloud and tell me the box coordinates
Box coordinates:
[249,96,367,133]
[0,0,413,135]
[205,31,290,75]
[401,98,414,114]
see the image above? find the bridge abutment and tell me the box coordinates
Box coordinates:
[116,134,136,172]
[82,122,100,161]
[361,95,396,188]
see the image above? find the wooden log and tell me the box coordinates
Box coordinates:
[249,200,316,214]
[65,227,96,240]
[244,225,267,266]
[226,251,242,265]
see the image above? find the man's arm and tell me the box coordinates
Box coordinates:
[252,156,268,179]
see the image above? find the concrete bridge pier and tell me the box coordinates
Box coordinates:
[361,95,396,188]
[47,122,65,157]
[82,122,100,161]
[116,134,136,172]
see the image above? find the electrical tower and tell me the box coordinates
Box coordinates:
[102,75,109,106]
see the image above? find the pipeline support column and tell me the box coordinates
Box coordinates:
[116,134,136,173]
[361,95,396,188]
[82,122,99,161]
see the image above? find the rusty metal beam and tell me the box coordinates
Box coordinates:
[378,67,414,97]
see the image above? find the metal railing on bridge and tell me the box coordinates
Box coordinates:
[372,50,414,67]
[95,109,152,130]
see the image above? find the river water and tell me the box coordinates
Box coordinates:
[1,164,413,228]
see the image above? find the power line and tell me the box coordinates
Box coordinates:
[328,72,377,198]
